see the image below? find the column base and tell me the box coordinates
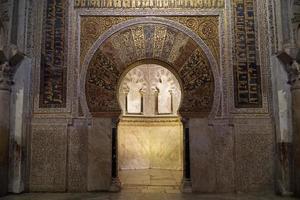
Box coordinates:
[276,180,293,196]
[180,178,192,193]
[109,177,121,192]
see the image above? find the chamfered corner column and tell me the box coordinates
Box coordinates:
[181,117,192,193]
[109,118,121,192]
[292,77,300,196]
[0,62,13,197]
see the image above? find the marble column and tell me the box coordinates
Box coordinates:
[109,118,121,192]
[292,77,300,196]
[181,118,192,193]
[0,62,13,196]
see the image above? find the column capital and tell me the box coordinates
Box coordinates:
[180,117,189,127]
[290,61,300,90]
[0,62,13,90]
[0,46,25,91]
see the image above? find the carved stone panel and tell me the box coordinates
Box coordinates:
[29,125,67,192]
[233,118,274,192]
[67,120,88,192]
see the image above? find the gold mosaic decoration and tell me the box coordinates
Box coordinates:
[80,16,220,65]
[84,23,215,116]
[80,16,134,65]
[131,25,146,59]
[75,0,224,8]
[166,16,219,64]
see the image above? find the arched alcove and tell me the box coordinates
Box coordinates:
[80,17,220,192]
[81,17,220,119]
[117,63,183,191]
[118,63,182,116]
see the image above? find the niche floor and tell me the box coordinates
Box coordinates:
[119,169,182,193]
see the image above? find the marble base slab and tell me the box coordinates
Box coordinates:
[118,117,183,170]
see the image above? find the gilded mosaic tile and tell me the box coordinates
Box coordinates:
[74,0,225,9]
[80,16,220,66]
[166,16,220,64]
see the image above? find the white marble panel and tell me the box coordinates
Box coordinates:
[118,117,183,170]
[87,118,112,191]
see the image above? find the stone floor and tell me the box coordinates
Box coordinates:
[0,192,298,200]
[0,169,298,200]
[119,169,182,193]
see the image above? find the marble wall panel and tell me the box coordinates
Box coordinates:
[29,124,67,192]
[189,118,216,192]
[118,117,183,170]
[87,118,112,191]
[67,120,88,192]
[234,118,275,192]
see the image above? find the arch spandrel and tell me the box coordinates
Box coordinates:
[82,18,220,118]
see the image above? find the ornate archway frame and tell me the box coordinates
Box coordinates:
[79,17,221,119]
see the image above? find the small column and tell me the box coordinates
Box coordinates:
[292,76,300,196]
[109,118,121,192]
[0,62,13,196]
[181,117,192,193]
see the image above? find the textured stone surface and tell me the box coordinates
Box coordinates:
[29,125,67,192]
[67,120,88,192]
[213,124,235,192]
[189,118,216,192]
[234,118,274,192]
[118,117,183,170]
[87,118,112,191]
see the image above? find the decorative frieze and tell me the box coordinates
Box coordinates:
[74,0,224,8]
